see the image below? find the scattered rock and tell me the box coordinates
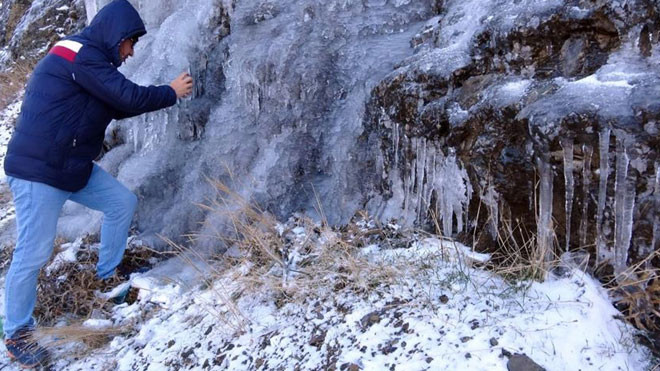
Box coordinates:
[340,363,361,371]
[309,328,327,349]
[507,353,545,371]
[360,311,383,329]
[490,337,499,347]
[439,295,449,304]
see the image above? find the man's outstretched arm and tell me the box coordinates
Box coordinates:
[112,72,193,120]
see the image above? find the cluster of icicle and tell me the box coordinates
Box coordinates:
[392,124,473,237]
[537,129,659,277]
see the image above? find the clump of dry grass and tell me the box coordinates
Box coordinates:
[608,251,660,333]
[36,323,130,350]
[171,180,409,332]
[34,241,160,325]
[481,210,557,283]
[0,60,35,110]
[24,238,167,360]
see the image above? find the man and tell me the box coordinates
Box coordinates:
[2,0,193,367]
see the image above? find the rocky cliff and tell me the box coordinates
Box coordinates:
[1,0,658,277]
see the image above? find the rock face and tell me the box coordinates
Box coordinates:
[0,0,86,66]
[363,0,660,272]
[1,0,659,273]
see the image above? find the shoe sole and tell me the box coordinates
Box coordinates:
[7,350,41,369]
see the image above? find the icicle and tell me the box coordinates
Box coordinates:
[415,138,427,223]
[537,156,554,265]
[133,126,140,152]
[579,144,593,248]
[464,176,472,234]
[481,180,499,238]
[442,148,456,236]
[650,162,659,269]
[393,123,400,169]
[403,137,415,215]
[613,137,634,276]
[561,138,574,252]
[595,128,610,263]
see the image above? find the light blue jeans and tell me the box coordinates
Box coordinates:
[4,164,137,339]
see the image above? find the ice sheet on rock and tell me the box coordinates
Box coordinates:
[520,73,634,142]
[491,78,532,107]
[399,0,562,78]
[80,0,439,243]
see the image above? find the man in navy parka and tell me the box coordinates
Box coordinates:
[2,0,192,366]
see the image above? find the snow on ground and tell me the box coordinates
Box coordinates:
[0,96,19,241]
[0,96,20,182]
[0,222,651,371]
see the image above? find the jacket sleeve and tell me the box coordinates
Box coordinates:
[112,108,147,120]
[73,57,177,115]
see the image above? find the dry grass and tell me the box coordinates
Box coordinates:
[35,323,130,350]
[608,251,660,332]
[0,60,34,110]
[480,204,559,283]
[25,239,167,359]
[169,180,408,332]
[34,241,158,325]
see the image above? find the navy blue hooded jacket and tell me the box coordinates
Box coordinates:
[4,0,176,191]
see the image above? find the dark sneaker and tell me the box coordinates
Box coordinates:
[4,328,50,368]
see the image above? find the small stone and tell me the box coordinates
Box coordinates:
[340,363,360,371]
[360,311,382,329]
[460,336,472,343]
[439,295,449,304]
[425,357,434,364]
[507,353,545,371]
[490,338,499,347]
[465,353,472,359]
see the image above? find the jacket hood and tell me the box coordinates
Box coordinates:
[79,0,146,67]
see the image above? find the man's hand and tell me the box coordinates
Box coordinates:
[170,72,193,98]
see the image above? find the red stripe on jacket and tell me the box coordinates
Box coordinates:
[50,46,77,62]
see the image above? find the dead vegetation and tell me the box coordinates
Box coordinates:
[605,251,660,356]
[21,236,166,358]
[34,238,159,326]
[0,60,35,111]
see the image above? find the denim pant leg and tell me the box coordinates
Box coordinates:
[4,177,69,339]
[69,165,137,279]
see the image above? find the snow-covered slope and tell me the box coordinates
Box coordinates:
[0,221,652,370]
